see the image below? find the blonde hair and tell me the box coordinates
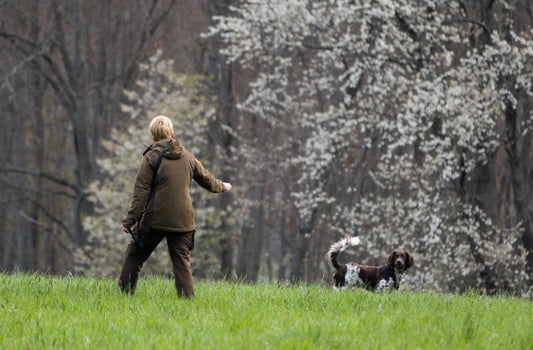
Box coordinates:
[149,115,174,141]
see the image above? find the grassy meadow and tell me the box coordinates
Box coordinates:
[0,272,531,349]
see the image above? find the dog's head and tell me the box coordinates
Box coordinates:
[388,250,414,272]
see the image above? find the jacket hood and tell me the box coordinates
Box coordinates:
[149,138,184,160]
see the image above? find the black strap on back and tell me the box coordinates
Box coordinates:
[149,144,170,193]
[142,144,170,226]
[130,144,170,247]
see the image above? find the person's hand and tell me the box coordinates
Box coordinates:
[223,182,232,191]
[122,226,131,234]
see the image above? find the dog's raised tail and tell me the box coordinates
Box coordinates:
[326,236,361,270]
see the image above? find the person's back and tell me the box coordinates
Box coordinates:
[126,138,227,233]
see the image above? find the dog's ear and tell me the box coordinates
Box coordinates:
[405,252,414,269]
[388,251,397,266]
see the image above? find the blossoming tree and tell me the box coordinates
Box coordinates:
[208,0,533,294]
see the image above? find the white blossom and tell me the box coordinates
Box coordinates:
[208,0,532,296]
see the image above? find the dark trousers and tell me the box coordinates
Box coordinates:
[118,229,195,298]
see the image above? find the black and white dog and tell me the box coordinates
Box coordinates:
[326,237,414,291]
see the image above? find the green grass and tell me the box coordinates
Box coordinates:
[0,273,531,349]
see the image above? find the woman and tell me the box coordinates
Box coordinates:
[119,115,232,298]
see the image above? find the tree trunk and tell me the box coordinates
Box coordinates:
[289,226,312,283]
[236,180,265,282]
[505,98,533,284]
[10,102,28,271]
[204,0,237,279]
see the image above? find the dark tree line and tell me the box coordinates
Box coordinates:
[1,0,532,296]
[0,0,184,271]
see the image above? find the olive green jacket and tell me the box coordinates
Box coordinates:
[122,138,227,232]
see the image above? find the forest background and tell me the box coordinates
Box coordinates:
[1,0,532,297]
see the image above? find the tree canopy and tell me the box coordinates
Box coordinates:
[206,0,533,295]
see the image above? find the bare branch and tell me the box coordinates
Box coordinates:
[0,31,75,107]
[0,167,80,192]
[442,18,491,38]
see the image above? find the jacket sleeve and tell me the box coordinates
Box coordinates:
[121,155,154,229]
[192,157,227,193]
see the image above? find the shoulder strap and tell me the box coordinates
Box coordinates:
[140,144,171,229]
[150,144,170,190]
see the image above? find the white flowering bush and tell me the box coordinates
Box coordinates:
[208,0,533,296]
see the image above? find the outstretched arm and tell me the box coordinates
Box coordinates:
[193,157,232,193]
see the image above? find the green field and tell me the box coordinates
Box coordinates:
[0,272,531,349]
